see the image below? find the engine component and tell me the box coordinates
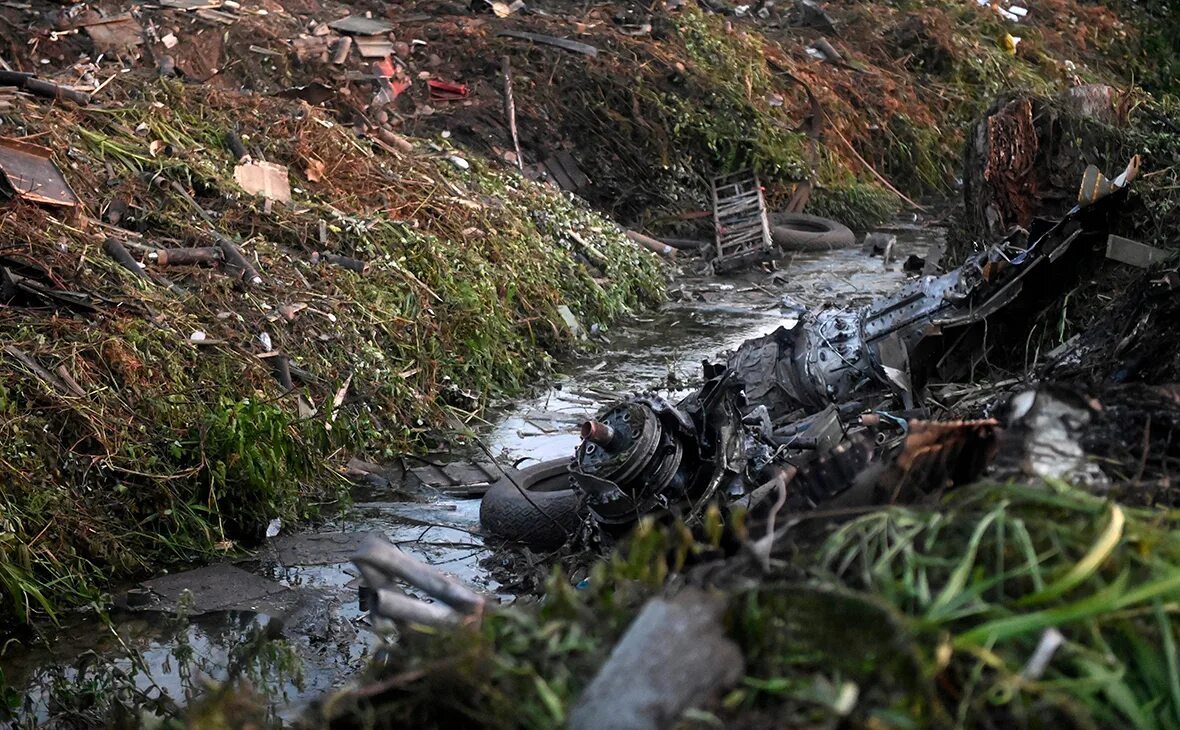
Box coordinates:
[728,175,1134,421]
[571,398,697,525]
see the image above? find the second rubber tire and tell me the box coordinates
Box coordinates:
[479,459,583,548]
[771,213,856,252]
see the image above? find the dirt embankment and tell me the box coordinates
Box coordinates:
[1,0,1178,626]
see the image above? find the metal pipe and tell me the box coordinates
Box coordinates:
[581,420,616,446]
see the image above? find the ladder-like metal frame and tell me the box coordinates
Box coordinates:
[711,170,774,273]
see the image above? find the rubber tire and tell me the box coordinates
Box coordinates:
[479,459,583,548]
[771,213,856,252]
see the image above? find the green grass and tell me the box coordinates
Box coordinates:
[316,481,1180,729]
[0,81,665,625]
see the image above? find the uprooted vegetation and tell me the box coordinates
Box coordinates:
[0,81,664,622]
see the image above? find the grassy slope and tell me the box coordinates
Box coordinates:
[2,0,1178,627]
[0,82,664,622]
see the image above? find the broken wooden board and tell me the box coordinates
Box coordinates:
[408,460,512,497]
[542,151,591,192]
[0,138,80,208]
[77,13,143,52]
[234,160,291,204]
[354,37,396,58]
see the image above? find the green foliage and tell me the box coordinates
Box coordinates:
[194,398,313,537]
[0,82,665,625]
[329,483,1180,729]
[808,182,900,232]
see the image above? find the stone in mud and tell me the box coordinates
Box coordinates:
[140,564,296,616]
[270,531,378,566]
[569,588,743,730]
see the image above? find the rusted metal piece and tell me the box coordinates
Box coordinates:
[581,419,617,446]
[0,71,91,106]
[427,79,467,101]
[0,138,81,208]
[151,247,222,266]
[710,170,774,273]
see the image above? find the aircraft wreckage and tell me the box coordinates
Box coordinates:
[480,159,1141,546]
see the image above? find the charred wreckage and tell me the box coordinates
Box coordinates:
[479,159,1142,548]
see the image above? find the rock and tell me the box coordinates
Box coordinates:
[568,588,743,730]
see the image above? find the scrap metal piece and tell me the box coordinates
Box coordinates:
[0,138,80,208]
[498,30,599,57]
[572,399,690,524]
[327,15,394,35]
[711,170,774,273]
[1106,234,1169,269]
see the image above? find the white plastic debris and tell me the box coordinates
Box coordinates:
[265,518,282,538]
[1022,628,1065,679]
[258,332,272,351]
[189,331,206,342]
[448,155,470,170]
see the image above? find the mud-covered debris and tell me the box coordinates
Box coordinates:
[75,12,143,53]
[327,15,393,36]
[569,588,743,730]
[999,389,1107,487]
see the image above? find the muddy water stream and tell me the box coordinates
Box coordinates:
[1,224,940,726]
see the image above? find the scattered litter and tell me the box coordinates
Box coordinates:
[557,304,583,338]
[490,0,525,17]
[265,517,282,538]
[234,160,292,204]
[1021,628,1065,680]
[190,330,206,342]
[448,155,470,170]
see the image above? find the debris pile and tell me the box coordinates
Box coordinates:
[323,158,1180,728]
